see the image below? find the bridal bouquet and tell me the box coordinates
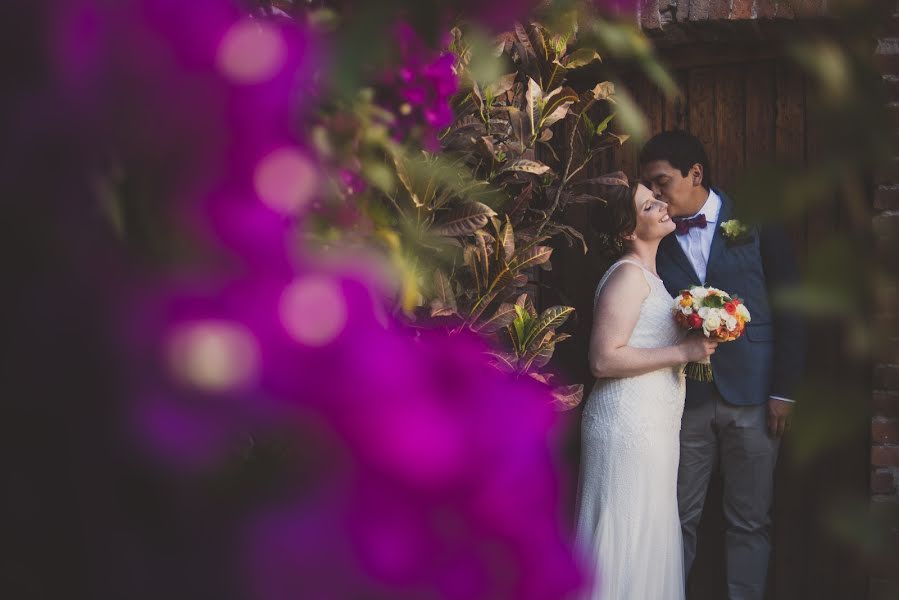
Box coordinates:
[673,286,751,381]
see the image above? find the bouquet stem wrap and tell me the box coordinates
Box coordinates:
[684,357,712,382]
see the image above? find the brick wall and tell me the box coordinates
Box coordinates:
[638,0,828,30]
[873,6,899,597]
[638,0,828,29]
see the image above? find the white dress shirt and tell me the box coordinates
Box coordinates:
[676,189,720,284]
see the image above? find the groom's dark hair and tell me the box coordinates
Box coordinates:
[638,130,712,191]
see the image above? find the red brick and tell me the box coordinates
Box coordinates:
[883,74,899,99]
[874,419,899,444]
[641,0,662,30]
[872,445,899,467]
[709,0,730,19]
[876,186,899,210]
[796,0,826,17]
[777,0,796,18]
[689,0,711,20]
[874,392,899,418]
[876,365,899,390]
[757,0,777,18]
[872,469,897,494]
[731,0,753,18]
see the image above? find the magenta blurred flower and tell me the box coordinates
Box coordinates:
[40,0,586,598]
[379,22,459,152]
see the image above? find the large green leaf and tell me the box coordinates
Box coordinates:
[530,332,571,369]
[468,288,499,323]
[541,222,588,254]
[513,245,553,270]
[540,87,579,129]
[525,77,542,133]
[552,384,584,410]
[463,244,482,295]
[391,153,422,207]
[475,230,491,284]
[432,202,497,237]
[499,218,515,262]
[429,269,458,317]
[498,159,552,177]
[511,304,531,354]
[570,81,615,116]
[542,59,568,93]
[487,266,513,293]
[485,350,518,373]
[564,48,602,69]
[484,72,517,101]
[515,292,537,318]
[474,302,517,333]
[523,305,573,350]
[595,112,616,136]
[525,23,549,63]
[520,330,554,371]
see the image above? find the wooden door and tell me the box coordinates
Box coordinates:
[548,57,870,599]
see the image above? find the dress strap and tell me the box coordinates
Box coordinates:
[593,259,657,305]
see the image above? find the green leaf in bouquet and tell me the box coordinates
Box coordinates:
[703,294,725,309]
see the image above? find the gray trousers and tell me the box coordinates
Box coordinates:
[678,389,780,600]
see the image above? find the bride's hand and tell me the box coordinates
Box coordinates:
[680,333,718,362]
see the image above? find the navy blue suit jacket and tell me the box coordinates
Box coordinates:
[657,189,806,406]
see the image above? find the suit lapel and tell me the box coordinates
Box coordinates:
[660,231,700,284]
[706,189,732,277]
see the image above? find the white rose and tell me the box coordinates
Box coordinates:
[704,313,721,331]
[724,315,738,330]
[691,286,708,299]
[736,304,751,322]
[697,307,710,319]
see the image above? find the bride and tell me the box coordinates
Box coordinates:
[574,180,717,600]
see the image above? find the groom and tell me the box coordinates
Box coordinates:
[639,130,805,600]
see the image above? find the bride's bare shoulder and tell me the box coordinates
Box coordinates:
[596,262,651,306]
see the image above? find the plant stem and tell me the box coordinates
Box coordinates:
[536,108,586,237]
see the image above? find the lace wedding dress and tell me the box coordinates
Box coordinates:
[574,259,687,600]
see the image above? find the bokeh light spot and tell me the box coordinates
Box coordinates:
[217,19,286,84]
[167,320,259,392]
[253,148,318,215]
[279,276,347,346]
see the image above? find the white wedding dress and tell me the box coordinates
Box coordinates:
[574,259,687,600]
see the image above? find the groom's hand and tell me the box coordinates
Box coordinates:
[767,398,793,438]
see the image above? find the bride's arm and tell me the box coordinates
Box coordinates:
[588,264,693,379]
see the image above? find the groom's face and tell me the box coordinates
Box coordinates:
[640,160,696,218]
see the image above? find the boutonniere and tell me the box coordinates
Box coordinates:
[720,219,752,245]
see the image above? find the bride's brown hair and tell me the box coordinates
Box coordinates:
[588,174,639,259]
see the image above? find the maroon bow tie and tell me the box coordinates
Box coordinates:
[674,213,707,235]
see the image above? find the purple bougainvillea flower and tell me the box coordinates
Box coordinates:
[32,0,587,598]
[379,22,459,151]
